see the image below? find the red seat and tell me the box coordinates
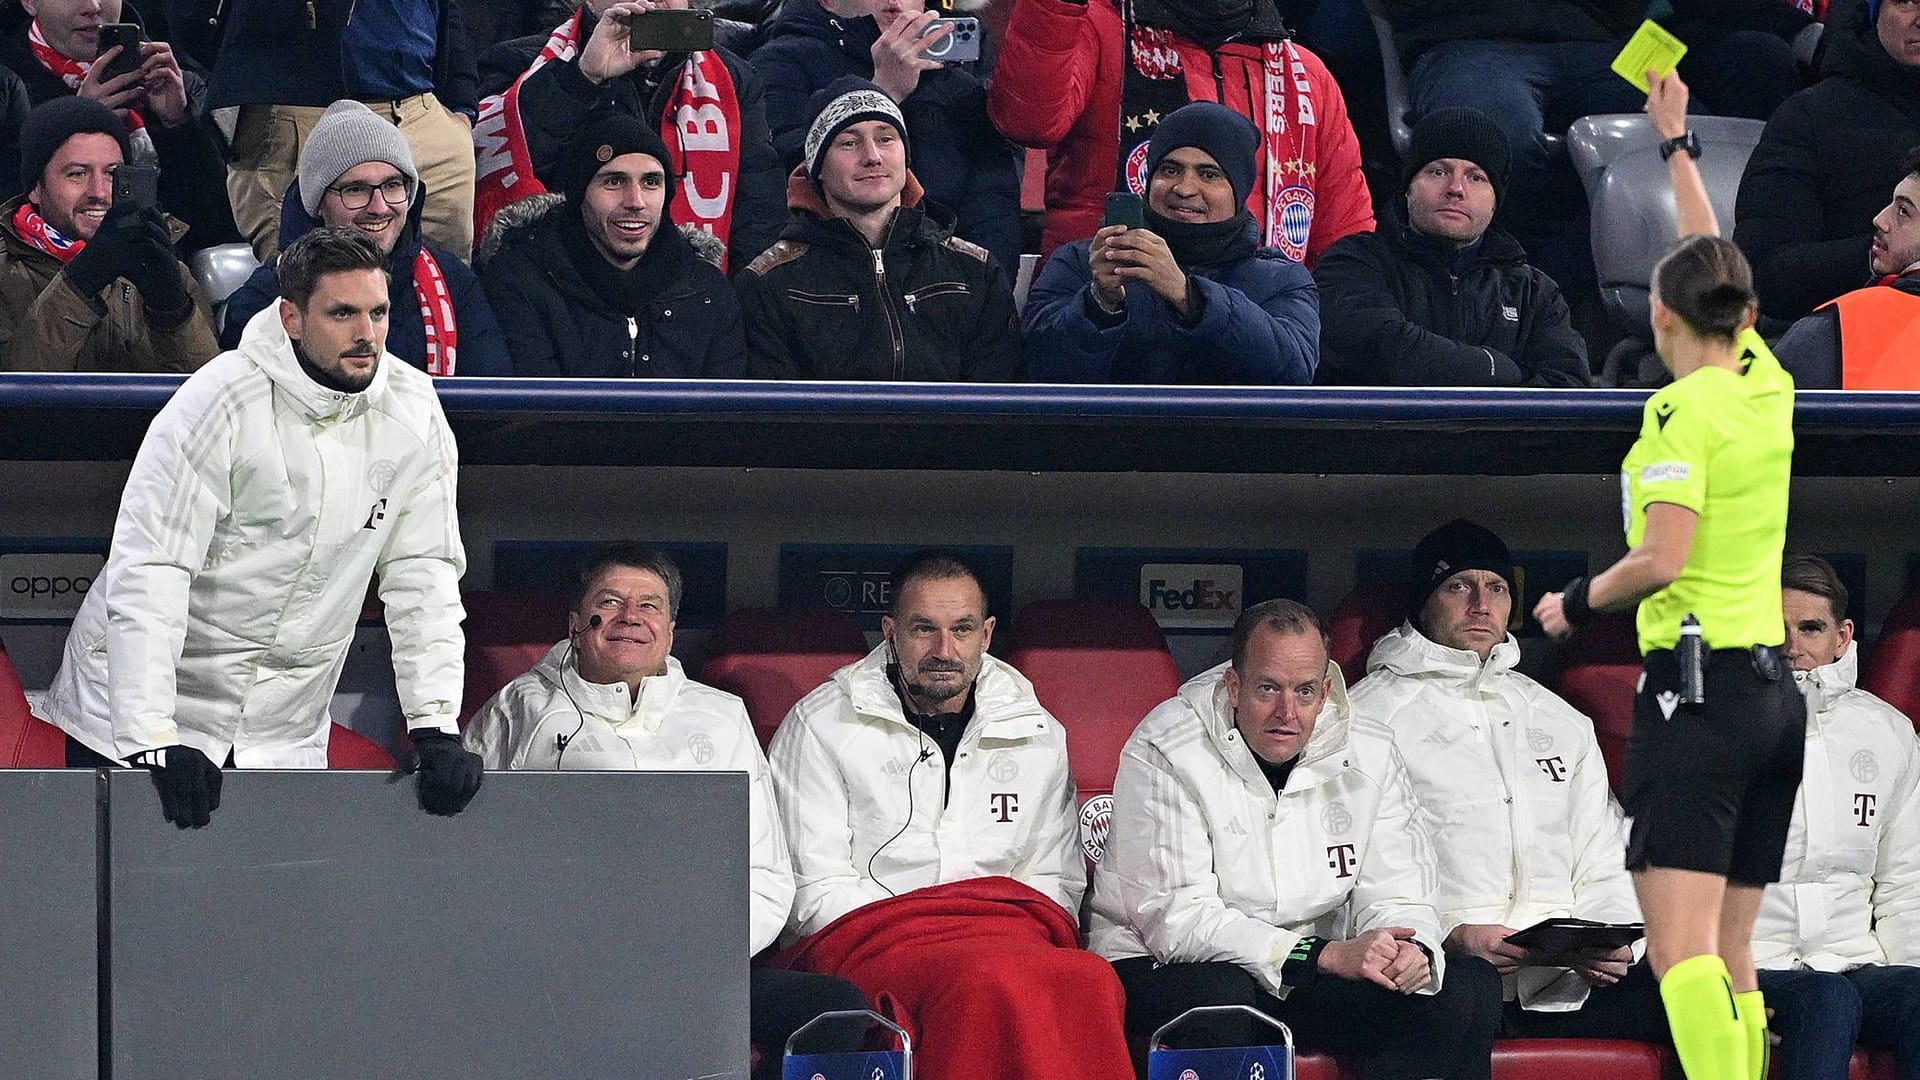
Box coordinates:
[1552,613,1642,798]
[698,607,871,750]
[459,591,572,728]
[1328,583,1405,687]
[327,724,396,769]
[1491,1038,1666,1080]
[1863,591,1920,729]
[0,643,65,767]
[1005,599,1184,869]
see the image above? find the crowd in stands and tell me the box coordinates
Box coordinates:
[0,0,1910,385]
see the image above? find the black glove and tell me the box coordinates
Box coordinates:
[61,200,145,297]
[132,744,223,829]
[407,730,483,816]
[126,207,190,318]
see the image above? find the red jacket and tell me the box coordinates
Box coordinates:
[988,0,1373,265]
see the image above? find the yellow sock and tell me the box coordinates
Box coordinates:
[1660,954,1747,1080]
[1734,989,1768,1080]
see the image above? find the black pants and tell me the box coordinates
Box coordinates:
[66,733,123,768]
[1500,962,1671,1044]
[1112,954,1503,1080]
[749,967,868,1080]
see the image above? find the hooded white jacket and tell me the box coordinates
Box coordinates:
[767,644,1084,943]
[1350,623,1639,1010]
[1087,661,1446,999]
[43,306,465,767]
[1754,647,1920,971]
[465,647,795,954]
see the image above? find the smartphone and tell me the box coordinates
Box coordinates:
[1102,191,1144,230]
[918,16,980,63]
[95,23,145,82]
[112,163,160,211]
[619,8,716,52]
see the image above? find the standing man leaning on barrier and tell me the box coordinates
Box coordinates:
[39,227,483,828]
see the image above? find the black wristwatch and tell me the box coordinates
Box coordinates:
[1659,131,1702,162]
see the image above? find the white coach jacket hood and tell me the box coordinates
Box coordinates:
[465,646,796,953]
[1353,623,1639,1010]
[767,643,1085,943]
[44,306,466,767]
[1087,660,1446,1000]
[1755,647,1920,970]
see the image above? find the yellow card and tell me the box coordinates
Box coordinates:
[1610,20,1689,94]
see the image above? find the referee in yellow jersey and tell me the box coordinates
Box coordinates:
[1536,71,1803,1080]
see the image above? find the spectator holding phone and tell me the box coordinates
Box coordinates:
[0,0,240,253]
[749,0,1020,272]
[0,96,216,371]
[1021,103,1319,384]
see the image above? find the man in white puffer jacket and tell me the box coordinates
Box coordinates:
[1089,598,1502,1080]
[465,544,864,1079]
[41,227,482,827]
[1752,555,1920,1080]
[1351,519,1668,1044]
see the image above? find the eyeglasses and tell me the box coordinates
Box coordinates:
[326,176,414,210]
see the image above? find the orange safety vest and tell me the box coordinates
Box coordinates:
[1826,285,1920,390]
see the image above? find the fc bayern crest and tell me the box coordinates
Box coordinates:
[1080,793,1114,865]
[1124,141,1152,196]
[1269,185,1314,262]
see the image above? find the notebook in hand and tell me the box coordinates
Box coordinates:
[1504,918,1646,958]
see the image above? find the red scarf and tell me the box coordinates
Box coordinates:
[659,49,741,269]
[29,20,145,133]
[13,202,84,264]
[413,246,458,376]
[472,10,583,241]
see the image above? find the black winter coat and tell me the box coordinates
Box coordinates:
[1312,213,1591,386]
[1735,1,1920,319]
[478,22,785,272]
[478,200,747,378]
[748,0,1021,273]
[0,64,26,198]
[0,2,241,252]
[205,0,478,112]
[1384,0,1643,62]
[221,182,511,374]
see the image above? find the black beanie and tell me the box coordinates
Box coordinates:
[1402,107,1510,206]
[554,113,676,209]
[1147,102,1260,209]
[1408,519,1515,618]
[20,97,133,194]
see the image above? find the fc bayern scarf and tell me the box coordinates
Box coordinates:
[29,18,154,161]
[659,48,742,268]
[1116,2,1319,262]
[412,246,459,376]
[12,202,83,263]
[472,9,584,241]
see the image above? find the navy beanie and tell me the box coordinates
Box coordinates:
[1408,519,1515,618]
[1870,0,1883,25]
[1145,102,1260,209]
[1403,106,1510,206]
[554,113,676,209]
[20,97,133,193]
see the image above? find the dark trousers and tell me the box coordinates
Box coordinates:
[1760,964,1920,1080]
[66,733,122,768]
[1112,954,1503,1080]
[1500,962,1671,1044]
[749,967,869,1080]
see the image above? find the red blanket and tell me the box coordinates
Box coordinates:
[780,877,1133,1080]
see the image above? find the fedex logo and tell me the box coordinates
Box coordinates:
[1140,564,1244,630]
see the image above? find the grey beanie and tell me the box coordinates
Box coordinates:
[299,100,419,216]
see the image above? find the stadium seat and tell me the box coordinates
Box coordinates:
[1863,590,1920,729]
[0,642,64,767]
[459,591,572,728]
[698,607,871,750]
[187,242,263,337]
[1567,114,1765,345]
[1491,1038,1665,1080]
[1328,582,1404,687]
[1551,613,1642,797]
[1004,599,1183,869]
[327,724,396,769]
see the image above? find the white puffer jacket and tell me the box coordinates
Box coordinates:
[466,647,795,953]
[1351,623,1639,1010]
[767,644,1084,943]
[1755,647,1920,970]
[1087,661,1446,999]
[43,307,465,766]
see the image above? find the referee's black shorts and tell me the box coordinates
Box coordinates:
[1624,645,1806,884]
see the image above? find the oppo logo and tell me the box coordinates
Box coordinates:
[0,552,105,619]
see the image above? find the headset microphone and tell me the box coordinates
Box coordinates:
[571,614,603,637]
